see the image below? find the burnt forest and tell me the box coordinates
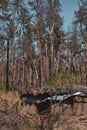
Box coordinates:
[0,0,87,130]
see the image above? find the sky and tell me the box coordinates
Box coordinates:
[60,0,79,31]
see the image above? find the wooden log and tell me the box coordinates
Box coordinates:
[74,96,82,103]
[83,97,87,103]
[75,103,83,116]
[82,103,87,116]
[73,102,78,115]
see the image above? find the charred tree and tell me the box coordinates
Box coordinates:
[6,39,9,91]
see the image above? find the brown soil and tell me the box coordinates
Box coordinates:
[0,91,87,130]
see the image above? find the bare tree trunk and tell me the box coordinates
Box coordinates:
[50,34,54,77]
[13,60,16,90]
[83,40,87,85]
[37,28,44,87]
[45,41,49,81]
[50,22,55,77]
[1,52,6,88]
[56,44,61,73]
[29,68,32,86]
[22,60,25,87]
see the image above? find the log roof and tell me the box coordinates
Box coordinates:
[18,85,87,96]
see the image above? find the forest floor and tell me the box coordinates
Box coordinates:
[0,90,87,130]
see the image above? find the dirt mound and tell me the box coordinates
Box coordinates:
[0,91,87,130]
[0,91,41,130]
[51,103,87,130]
